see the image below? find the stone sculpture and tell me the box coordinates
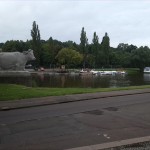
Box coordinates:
[0,49,35,71]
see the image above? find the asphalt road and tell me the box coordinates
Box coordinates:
[0,93,150,150]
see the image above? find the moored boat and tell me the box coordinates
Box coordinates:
[144,67,150,73]
[79,69,126,76]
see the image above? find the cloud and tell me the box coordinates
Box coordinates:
[0,0,150,47]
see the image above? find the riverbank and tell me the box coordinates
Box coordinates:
[1,84,150,101]
[27,67,140,74]
[0,86,150,111]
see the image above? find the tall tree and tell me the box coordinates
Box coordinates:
[31,21,41,66]
[92,32,99,68]
[80,27,88,68]
[101,32,110,66]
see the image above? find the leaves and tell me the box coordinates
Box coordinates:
[56,48,82,67]
[31,21,41,66]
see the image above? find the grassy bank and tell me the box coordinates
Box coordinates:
[125,68,140,74]
[0,84,150,101]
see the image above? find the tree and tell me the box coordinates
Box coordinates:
[42,37,61,68]
[92,32,99,46]
[131,46,150,71]
[2,40,27,52]
[92,32,99,68]
[117,43,129,51]
[117,43,137,53]
[80,27,88,68]
[86,54,95,68]
[31,21,41,66]
[0,43,4,49]
[63,40,79,50]
[101,32,110,66]
[55,48,82,68]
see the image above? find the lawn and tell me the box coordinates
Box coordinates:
[0,84,150,101]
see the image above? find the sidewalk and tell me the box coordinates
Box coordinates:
[0,88,150,111]
[67,136,150,150]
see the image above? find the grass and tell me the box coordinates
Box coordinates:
[0,84,150,101]
[125,68,140,74]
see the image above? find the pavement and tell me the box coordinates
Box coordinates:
[1,88,150,150]
[67,136,150,150]
[0,88,150,111]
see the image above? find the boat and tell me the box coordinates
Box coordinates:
[79,69,92,75]
[80,69,87,73]
[94,70,126,76]
[80,69,126,76]
[144,67,150,73]
[90,69,99,75]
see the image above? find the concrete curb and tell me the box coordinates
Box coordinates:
[67,136,150,150]
[0,88,150,111]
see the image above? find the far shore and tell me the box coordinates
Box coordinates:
[25,67,140,76]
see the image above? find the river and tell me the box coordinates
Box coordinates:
[0,72,150,88]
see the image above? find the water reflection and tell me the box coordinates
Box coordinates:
[0,73,149,88]
[144,73,150,83]
[109,75,130,87]
[127,73,144,86]
[0,76,32,87]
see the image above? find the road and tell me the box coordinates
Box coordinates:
[0,93,150,150]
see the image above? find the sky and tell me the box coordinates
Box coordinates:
[0,0,150,48]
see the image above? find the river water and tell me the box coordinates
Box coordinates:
[0,72,150,88]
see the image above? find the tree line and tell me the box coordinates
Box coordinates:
[0,21,150,71]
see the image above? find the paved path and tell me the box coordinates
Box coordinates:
[0,89,150,150]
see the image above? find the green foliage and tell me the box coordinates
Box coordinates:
[125,68,140,74]
[117,43,137,53]
[2,40,30,52]
[56,48,82,67]
[42,37,64,67]
[80,27,88,68]
[131,46,150,71]
[92,32,99,43]
[0,43,4,49]
[63,40,79,50]
[86,54,95,68]
[31,21,41,66]
[91,32,100,68]
[101,32,110,66]
[109,43,138,68]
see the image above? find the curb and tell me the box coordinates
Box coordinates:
[67,136,150,150]
[0,89,150,111]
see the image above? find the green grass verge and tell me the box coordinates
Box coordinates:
[0,84,150,101]
[125,68,140,74]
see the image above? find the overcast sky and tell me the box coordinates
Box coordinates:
[0,0,150,47]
